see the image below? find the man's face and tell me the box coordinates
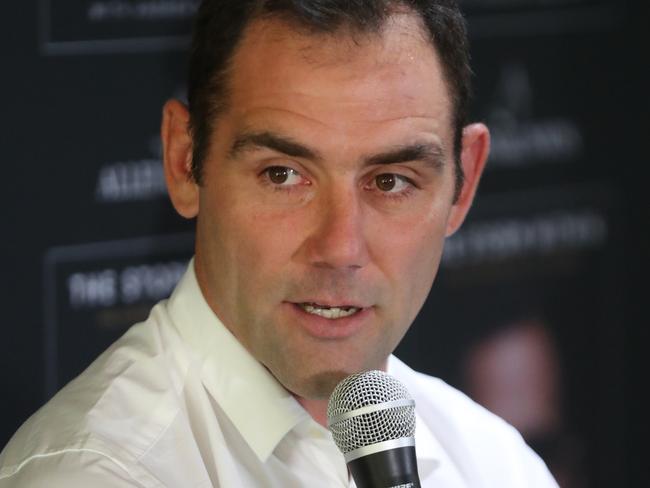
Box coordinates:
[191,14,475,399]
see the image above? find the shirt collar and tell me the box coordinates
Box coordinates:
[413,410,442,479]
[166,260,309,462]
[387,356,442,479]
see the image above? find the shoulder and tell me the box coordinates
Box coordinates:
[0,448,152,487]
[395,358,509,432]
[391,357,518,444]
[389,356,558,487]
[0,301,188,487]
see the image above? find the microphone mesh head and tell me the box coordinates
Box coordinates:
[327,370,415,454]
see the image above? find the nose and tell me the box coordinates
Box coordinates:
[299,186,370,270]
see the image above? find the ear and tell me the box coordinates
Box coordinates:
[445,123,490,236]
[161,99,199,219]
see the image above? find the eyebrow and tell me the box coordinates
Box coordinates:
[364,143,446,169]
[228,130,446,169]
[229,131,321,160]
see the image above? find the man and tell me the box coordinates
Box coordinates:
[0,0,558,486]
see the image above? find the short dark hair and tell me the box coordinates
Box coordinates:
[188,0,472,200]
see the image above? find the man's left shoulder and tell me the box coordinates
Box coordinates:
[389,356,558,486]
[390,356,516,438]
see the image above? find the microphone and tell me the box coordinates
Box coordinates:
[327,370,421,488]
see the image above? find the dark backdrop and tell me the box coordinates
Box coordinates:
[1,1,647,486]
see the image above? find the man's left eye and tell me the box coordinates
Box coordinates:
[265,166,304,186]
[374,174,411,193]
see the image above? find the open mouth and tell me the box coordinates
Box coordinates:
[297,302,362,319]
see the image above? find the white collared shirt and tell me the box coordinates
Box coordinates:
[0,263,557,487]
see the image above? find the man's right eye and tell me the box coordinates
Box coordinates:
[264,166,306,186]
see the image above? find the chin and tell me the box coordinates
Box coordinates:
[285,369,352,400]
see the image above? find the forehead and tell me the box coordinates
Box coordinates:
[224,13,452,142]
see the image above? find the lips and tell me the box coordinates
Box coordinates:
[298,303,361,319]
[286,300,371,339]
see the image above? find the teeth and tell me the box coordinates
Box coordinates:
[300,303,360,319]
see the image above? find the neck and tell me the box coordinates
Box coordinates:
[295,396,329,427]
[293,359,391,427]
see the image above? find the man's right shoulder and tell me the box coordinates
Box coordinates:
[0,302,191,487]
[0,447,153,488]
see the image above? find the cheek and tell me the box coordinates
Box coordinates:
[216,203,306,287]
[374,211,448,310]
[406,231,445,299]
[375,199,448,260]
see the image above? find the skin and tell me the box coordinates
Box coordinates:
[161,13,489,426]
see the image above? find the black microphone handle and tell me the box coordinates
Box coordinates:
[347,445,421,488]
